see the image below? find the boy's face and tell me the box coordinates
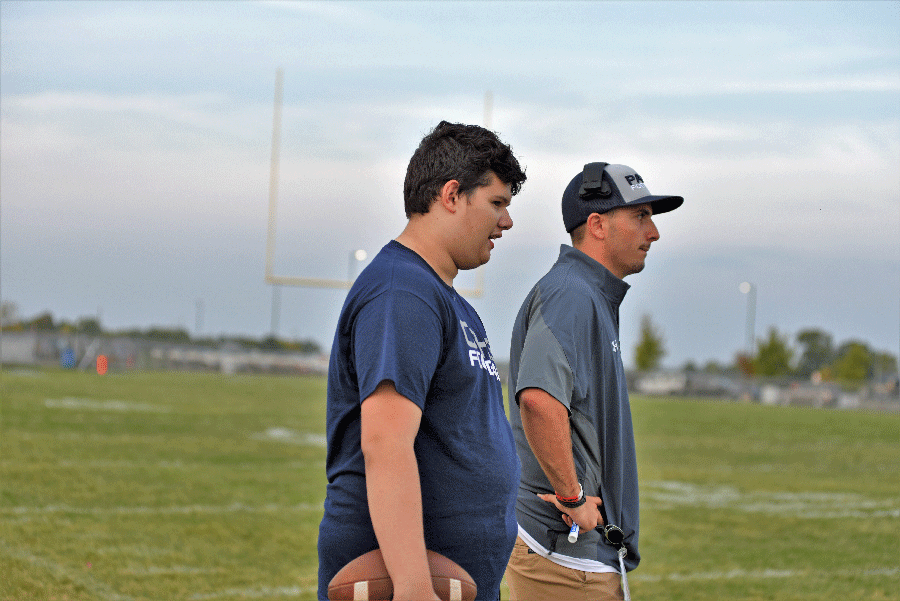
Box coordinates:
[451,172,513,271]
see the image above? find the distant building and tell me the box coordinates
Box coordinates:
[1,331,327,376]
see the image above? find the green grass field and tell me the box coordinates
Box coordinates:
[1,368,898,600]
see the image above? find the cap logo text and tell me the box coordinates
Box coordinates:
[624,174,646,190]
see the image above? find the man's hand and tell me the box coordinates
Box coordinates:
[519,387,605,532]
[536,492,605,531]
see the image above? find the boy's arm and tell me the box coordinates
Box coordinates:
[361,380,440,601]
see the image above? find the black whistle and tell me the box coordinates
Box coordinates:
[604,524,625,546]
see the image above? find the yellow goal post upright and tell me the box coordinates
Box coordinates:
[263,69,490,310]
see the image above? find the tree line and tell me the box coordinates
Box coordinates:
[4,302,897,384]
[634,313,898,388]
[0,302,322,355]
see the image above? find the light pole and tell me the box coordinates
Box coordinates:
[270,285,281,337]
[739,282,756,357]
[195,299,204,336]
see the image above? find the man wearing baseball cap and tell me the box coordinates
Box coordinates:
[505,163,683,600]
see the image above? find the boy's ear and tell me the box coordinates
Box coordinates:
[437,179,462,213]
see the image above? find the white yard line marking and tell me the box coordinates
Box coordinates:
[45,398,171,413]
[94,545,171,557]
[643,481,900,519]
[2,502,323,516]
[251,427,327,447]
[189,585,316,600]
[633,566,900,582]
[1,459,323,471]
[119,565,220,576]
[0,537,134,601]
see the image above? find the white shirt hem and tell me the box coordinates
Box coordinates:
[517,524,619,574]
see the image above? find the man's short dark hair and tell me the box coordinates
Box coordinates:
[570,222,587,245]
[403,120,527,217]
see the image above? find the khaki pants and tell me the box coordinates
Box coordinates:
[504,536,625,601]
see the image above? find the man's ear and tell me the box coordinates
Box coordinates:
[437,179,462,213]
[586,212,607,240]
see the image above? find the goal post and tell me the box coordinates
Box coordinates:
[264,69,486,296]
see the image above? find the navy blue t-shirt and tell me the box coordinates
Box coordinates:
[317,240,520,601]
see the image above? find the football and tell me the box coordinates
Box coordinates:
[327,548,477,601]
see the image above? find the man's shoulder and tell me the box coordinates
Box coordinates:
[514,247,604,334]
[532,264,597,314]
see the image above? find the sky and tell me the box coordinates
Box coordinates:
[2,0,899,369]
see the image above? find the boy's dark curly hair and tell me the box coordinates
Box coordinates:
[403,121,527,217]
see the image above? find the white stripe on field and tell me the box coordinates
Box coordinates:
[643,481,900,519]
[251,427,327,446]
[633,566,900,583]
[190,566,900,601]
[2,501,323,516]
[45,398,171,413]
[189,585,316,600]
[0,537,134,601]
[1,458,323,471]
[94,545,171,557]
[10,427,327,448]
[119,565,220,576]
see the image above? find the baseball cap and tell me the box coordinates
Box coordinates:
[562,162,684,233]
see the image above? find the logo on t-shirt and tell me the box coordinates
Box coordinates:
[460,320,501,382]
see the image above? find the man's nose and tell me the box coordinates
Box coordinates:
[648,217,660,241]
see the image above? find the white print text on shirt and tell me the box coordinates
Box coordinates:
[459,320,501,382]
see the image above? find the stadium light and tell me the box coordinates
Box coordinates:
[348,249,368,283]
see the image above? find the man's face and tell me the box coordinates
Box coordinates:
[452,172,513,271]
[603,203,660,279]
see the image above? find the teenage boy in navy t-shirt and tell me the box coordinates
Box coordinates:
[317,121,527,601]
